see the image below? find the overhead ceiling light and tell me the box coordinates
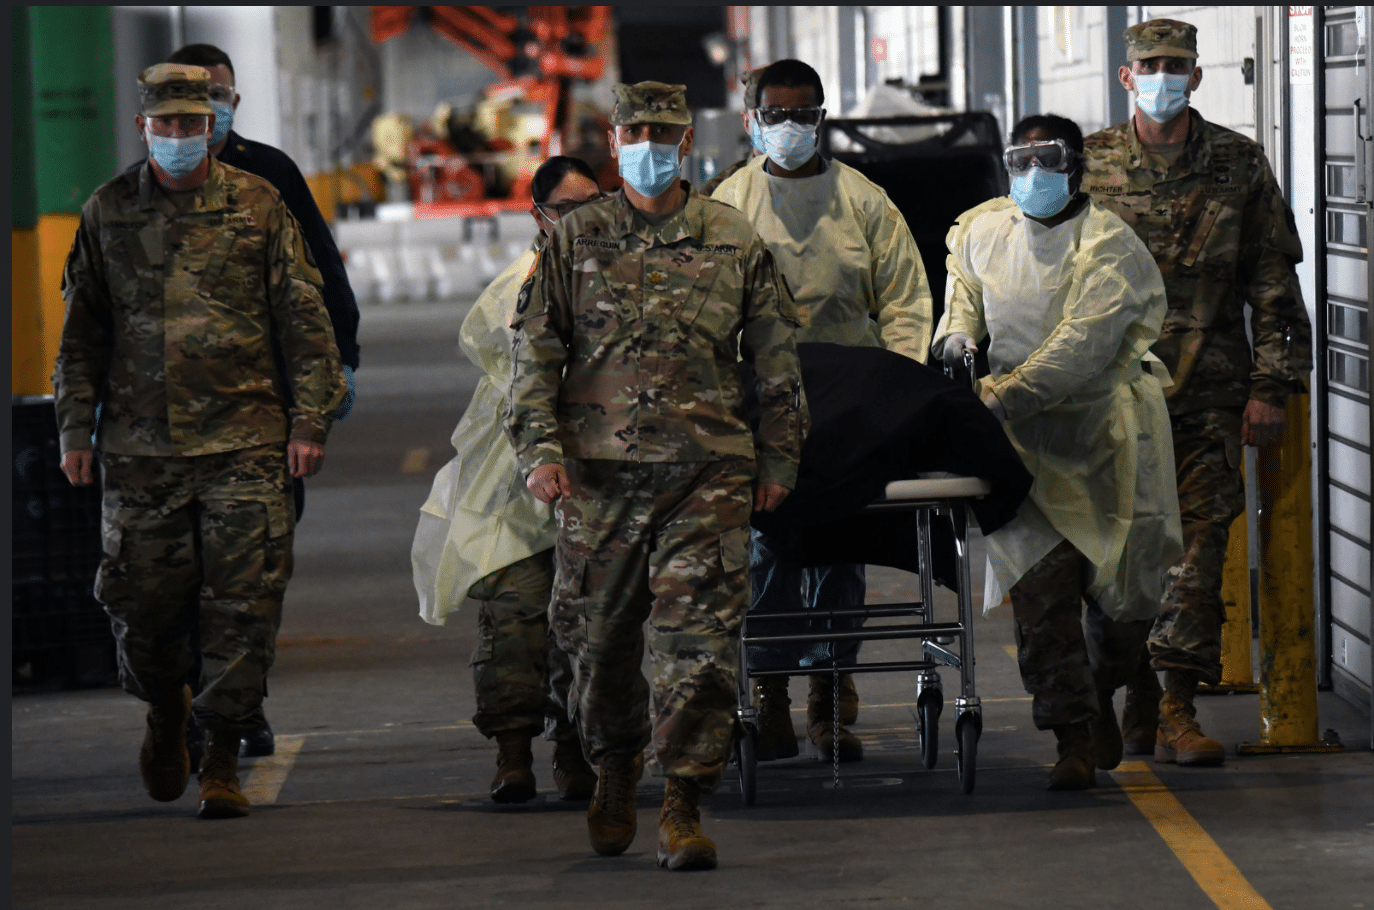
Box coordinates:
[701,31,731,66]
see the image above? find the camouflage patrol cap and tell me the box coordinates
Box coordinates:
[138,63,212,116]
[610,82,691,126]
[1125,19,1198,62]
[741,68,764,110]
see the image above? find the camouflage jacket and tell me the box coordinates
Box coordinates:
[506,183,809,488]
[52,159,345,457]
[1083,112,1312,414]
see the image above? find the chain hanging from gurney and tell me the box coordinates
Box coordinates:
[831,667,842,789]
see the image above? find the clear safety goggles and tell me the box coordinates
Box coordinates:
[535,192,607,221]
[208,85,236,104]
[754,105,825,126]
[1002,139,1078,177]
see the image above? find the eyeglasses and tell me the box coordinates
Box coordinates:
[535,193,606,220]
[208,86,236,104]
[1003,139,1078,177]
[754,106,825,127]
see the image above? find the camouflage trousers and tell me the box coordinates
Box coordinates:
[467,548,577,741]
[97,446,294,735]
[1010,540,1153,730]
[746,528,866,672]
[551,458,754,790]
[1148,408,1246,685]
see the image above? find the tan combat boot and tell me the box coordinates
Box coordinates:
[140,684,193,802]
[753,677,799,761]
[1121,659,1162,756]
[552,737,597,801]
[657,777,718,871]
[838,673,859,726]
[197,729,251,818]
[490,731,538,803]
[807,676,863,762]
[1155,670,1225,766]
[1048,721,1097,791]
[587,751,643,856]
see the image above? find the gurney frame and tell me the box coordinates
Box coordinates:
[732,473,988,803]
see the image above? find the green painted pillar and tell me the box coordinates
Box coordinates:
[30,5,116,213]
[12,7,37,230]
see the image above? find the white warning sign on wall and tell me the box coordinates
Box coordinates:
[1289,6,1314,85]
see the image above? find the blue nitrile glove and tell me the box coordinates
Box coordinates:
[332,365,356,420]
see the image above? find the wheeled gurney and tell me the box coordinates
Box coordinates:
[732,471,990,803]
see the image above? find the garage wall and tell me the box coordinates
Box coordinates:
[183,5,282,149]
[1142,5,1261,139]
[770,5,1261,140]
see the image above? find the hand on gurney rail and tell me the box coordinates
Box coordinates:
[754,482,790,514]
[527,462,570,503]
[941,333,978,374]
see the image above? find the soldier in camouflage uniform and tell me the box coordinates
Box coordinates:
[507,82,808,871]
[412,157,605,805]
[699,67,763,197]
[52,64,345,819]
[1083,20,1313,766]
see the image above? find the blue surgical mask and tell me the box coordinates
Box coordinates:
[210,101,234,146]
[1133,72,1191,124]
[1010,167,1072,219]
[617,135,684,198]
[148,133,208,178]
[760,120,818,171]
[747,113,766,155]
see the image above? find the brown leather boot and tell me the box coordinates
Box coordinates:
[657,777,718,871]
[807,676,862,762]
[587,751,643,856]
[140,685,193,802]
[838,673,859,726]
[1156,670,1225,766]
[197,729,251,818]
[552,738,596,801]
[1048,721,1097,791]
[490,732,537,803]
[753,677,799,761]
[1121,658,1162,755]
[1093,681,1123,771]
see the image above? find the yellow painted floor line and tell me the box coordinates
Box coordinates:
[400,446,431,474]
[241,734,306,806]
[1111,761,1273,910]
[1004,644,1017,660]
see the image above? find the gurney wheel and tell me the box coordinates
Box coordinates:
[735,725,757,806]
[956,714,979,795]
[917,690,942,770]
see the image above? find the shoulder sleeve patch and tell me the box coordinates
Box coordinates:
[515,272,535,316]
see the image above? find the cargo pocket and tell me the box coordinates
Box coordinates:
[94,509,124,604]
[714,526,753,632]
[1223,433,1243,471]
[549,547,589,651]
[261,498,295,595]
[469,615,496,667]
[100,510,123,559]
[720,526,750,575]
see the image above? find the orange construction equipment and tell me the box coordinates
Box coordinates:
[370,6,614,213]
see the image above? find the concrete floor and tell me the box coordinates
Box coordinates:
[12,300,1374,909]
